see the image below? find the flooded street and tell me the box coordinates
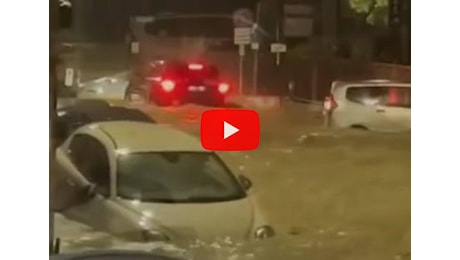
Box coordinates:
[55,101,410,260]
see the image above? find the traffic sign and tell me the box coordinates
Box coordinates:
[64,68,74,87]
[270,43,287,53]
[131,42,140,54]
[251,42,260,50]
[234,28,251,45]
[233,9,254,28]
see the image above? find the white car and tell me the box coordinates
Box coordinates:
[324,80,411,132]
[77,72,131,100]
[54,121,273,245]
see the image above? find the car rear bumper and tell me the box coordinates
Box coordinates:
[151,87,226,105]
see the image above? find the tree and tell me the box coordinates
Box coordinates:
[348,0,389,27]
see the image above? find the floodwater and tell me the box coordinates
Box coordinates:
[54,101,410,260]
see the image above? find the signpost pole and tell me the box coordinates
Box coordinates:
[234,27,251,95]
[252,47,258,95]
[252,2,261,95]
[239,45,245,94]
[275,24,281,66]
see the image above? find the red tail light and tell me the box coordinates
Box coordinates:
[324,95,337,111]
[160,80,175,92]
[388,88,398,105]
[218,83,230,94]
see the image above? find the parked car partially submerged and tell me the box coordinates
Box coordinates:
[51,121,274,246]
[77,72,131,100]
[324,79,411,132]
[53,101,154,147]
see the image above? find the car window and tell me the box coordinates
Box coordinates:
[116,152,246,203]
[346,86,411,108]
[162,63,219,81]
[68,134,111,196]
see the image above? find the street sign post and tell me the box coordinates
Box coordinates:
[234,27,252,94]
[64,68,74,87]
[130,41,140,54]
[234,27,251,45]
[233,8,254,28]
[251,2,262,94]
[270,43,287,66]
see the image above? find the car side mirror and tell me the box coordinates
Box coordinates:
[50,150,97,211]
[238,175,253,190]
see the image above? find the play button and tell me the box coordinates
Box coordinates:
[224,121,239,139]
[200,109,260,151]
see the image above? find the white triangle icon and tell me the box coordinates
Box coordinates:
[224,121,239,139]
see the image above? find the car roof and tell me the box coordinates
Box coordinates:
[59,106,155,123]
[331,79,410,92]
[90,121,205,152]
[56,99,110,111]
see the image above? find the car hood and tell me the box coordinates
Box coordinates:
[77,73,130,100]
[121,197,254,243]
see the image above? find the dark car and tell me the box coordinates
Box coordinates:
[52,103,155,147]
[141,61,230,107]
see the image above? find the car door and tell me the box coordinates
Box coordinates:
[344,86,390,130]
[58,134,115,231]
[58,133,166,240]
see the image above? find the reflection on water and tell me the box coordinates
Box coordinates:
[61,234,310,260]
[57,214,310,260]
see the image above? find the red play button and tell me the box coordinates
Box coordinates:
[200,109,260,151]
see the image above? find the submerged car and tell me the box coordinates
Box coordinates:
[53,103,154,147]
[77,72,131,100]
[53,121,273,245]
[126,61,230,107]
[323,79,411,132]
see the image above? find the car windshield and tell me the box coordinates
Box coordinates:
[116,152,246,203]
[163,63,219,81]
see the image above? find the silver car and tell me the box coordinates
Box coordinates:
[52,121,274,245]
[324,79,411,132]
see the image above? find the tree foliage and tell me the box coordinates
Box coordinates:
[348,0,389,27]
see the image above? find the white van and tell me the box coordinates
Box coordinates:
[325,80,411,132]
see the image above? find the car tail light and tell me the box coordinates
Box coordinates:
[324,95,337,111]
[388,87,399,105]
[160,80,175,92]
[188,63,203,70]
[218,83,230,94]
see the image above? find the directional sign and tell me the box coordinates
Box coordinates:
[251,42,260,50]
[233,9,254,28]
[64,68,74,87]
[234,28,251,45]
[270,43,287,53]
[131,42,140,54]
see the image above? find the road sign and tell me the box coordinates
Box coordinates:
[270,43,287,53]
[64,68,74,87]
[251,42,259,50]
[234,28,251,45]
[131,42,140,54]
[233,9,254,28]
